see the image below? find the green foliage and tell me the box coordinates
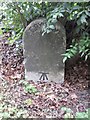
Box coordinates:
[8,28,24,44]
[62,42,78,63]
[88,108,90,119]
[61,107,74,118]
[75,112,88,119]
[43,3,89,35]
[64,113,74,119]
[0,2,89,60]
[0,2,56,41]
[1,2,89,37]
[0,102,29,118]
[0,28,3,35]
[24,84,37,94]
[62,36,90,62]
[61,107,73,113]
[19,80,37,94]
[42,2,90,61]
[79,36,90,61]
[61,107,89,119]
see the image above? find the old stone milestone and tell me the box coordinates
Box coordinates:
[23,18,66,83]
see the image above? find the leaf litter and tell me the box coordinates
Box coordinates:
[0,35,89,118]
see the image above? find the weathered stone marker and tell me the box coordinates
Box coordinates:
[23,18,66,83]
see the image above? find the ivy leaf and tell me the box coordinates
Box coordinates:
[85,55,88,61]
[52,18,57,23]
[58,13,64,17]
[63,57,67,63]
[53,14,58,19]
[49,25,55,30]
[80,14,87,24]
[85,10,90,17]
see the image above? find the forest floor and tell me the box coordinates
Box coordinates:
[0,36,89,118]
